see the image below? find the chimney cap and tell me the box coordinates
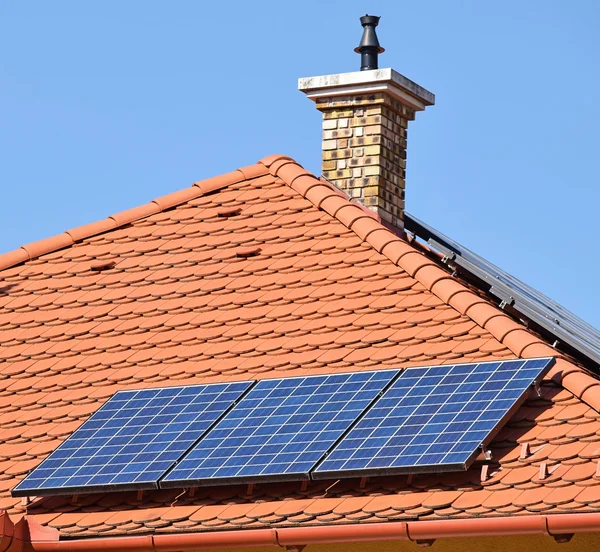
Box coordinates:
[354,14,385,72]
[354,15,385,54]
[298,68,435,111]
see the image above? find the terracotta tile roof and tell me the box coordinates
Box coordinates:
[0,154,599,544]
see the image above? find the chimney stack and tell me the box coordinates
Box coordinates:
[298,15,434,229]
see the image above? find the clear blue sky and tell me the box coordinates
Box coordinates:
[1,1,599,329]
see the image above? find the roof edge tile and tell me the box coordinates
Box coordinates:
[193,170,245,194]
[0,249,30,271]
[288,174,323,197]
[465,303,506,329]
[304,184,340,209]
[414,266,452,292]
[447,291,487,317]
[65,219,118,242]
[258,154,294,168]
[151,187,205,211]
[320,194,350,219]
[379,240,414,264]
[503,329,546,358]
[562,371,600,398]
[581,385,600,412]
[236,164,269,180]
[21,234,74,260]
[108,203,162,227]
[269,158,297,176]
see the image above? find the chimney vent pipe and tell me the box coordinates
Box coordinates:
[355,15,384,71]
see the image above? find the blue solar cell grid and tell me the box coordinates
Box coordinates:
[313,358,553,478]
[160,370,399,487]
[13,381,252,496]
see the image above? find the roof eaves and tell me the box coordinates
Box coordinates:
[260,155,600,413]
[7,512,600,550]
[0,164,268,273]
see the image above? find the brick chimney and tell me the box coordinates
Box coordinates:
[298,15,434,229]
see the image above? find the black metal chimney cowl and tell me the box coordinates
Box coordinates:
[354,14,384,71]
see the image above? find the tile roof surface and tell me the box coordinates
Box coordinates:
[0,154,599,540]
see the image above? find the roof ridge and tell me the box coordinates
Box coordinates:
[0,164,268,273]
[260,154,600,413]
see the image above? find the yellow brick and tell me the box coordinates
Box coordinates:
[350,115,381,127]
[364,125,382,136]
[363,185,380,197]
[349,155,380,168]
[364,166,381,177]
[365,145,381,156]
[365,106,383,116]
[322,149,352,161]
[323,128,352,140]
[322,160,336,171]
[324,169,352,179]
[347,138,379,149]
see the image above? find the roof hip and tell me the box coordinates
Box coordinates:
[259,155,600,414]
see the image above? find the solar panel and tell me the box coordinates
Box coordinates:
[312,358,554,479]
[12,381,252,497]
[160,370,399,487]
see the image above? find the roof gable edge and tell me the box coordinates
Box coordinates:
[0,165,268,273]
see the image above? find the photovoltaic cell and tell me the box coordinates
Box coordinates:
[313,358,554,479]
[12,381,252,496]
[160,370,399,487]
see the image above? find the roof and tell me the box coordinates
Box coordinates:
[0,154,599,547]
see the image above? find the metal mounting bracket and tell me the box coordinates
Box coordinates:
[480,445,492,461]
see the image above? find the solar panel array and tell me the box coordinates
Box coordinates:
[12,381,252,496]
[14,358,553,497]
[161,370,398,487]
[313,358,552,478]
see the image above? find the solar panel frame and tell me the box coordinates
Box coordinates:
[312,358,554,480]
[12,381,253,497]
[160,370,400,488]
